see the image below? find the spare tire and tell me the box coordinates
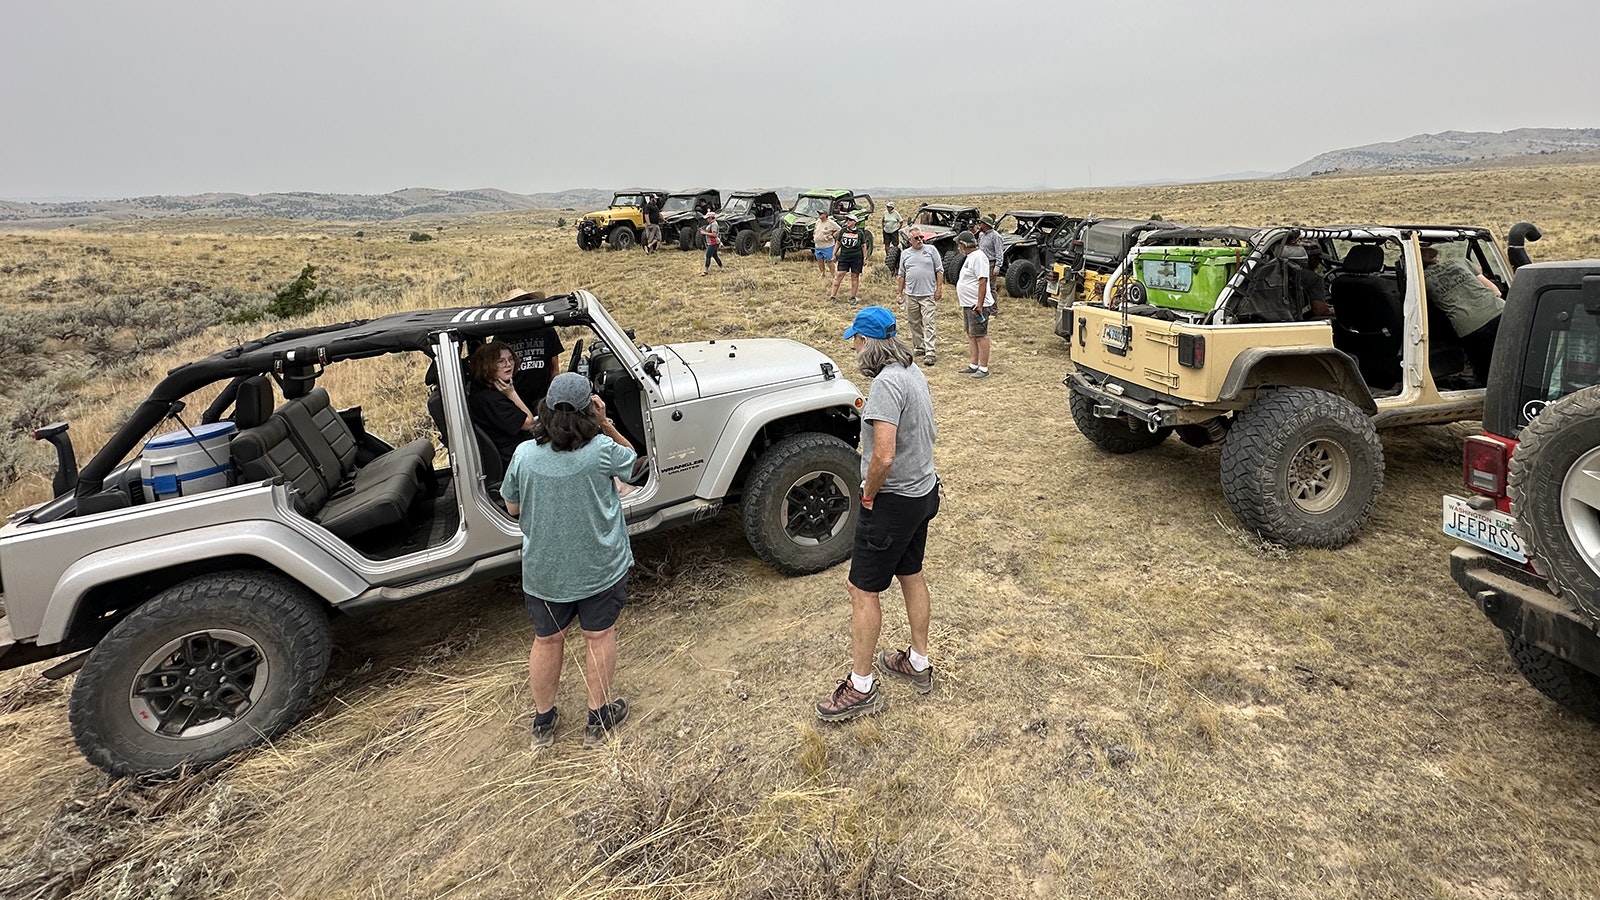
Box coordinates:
[1508,385,1600,618]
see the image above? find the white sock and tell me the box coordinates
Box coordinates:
[850,671,875,693]
[977,366,989,373]
[907,647,930,672]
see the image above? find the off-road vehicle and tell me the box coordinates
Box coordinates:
[992,210,1075,299]
[1047,218,1183,336]
[770,190,875,260]
[576,189,668,251]
[1064,222,1523,549]
[1444,245,1600,724]
[660,189,722,251]
[0,291,865,776]
[714,190,784,256]
[901,204,982,284]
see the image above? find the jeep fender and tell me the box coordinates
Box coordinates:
[694,382,864,499]
[36,522,366,645]
[1218,347,1377,415]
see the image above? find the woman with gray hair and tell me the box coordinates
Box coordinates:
[817,306,942,722]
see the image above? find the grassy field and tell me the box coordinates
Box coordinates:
[2,164,1600,899]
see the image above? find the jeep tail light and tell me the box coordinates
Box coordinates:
[1463,435,1508,497]
[1177,334,1205,368]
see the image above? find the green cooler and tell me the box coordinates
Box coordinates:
[1132,246,1245,313]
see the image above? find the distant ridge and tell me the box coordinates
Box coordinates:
[1280,127,1600,178]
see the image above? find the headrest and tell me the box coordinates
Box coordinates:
[1343,244,1384,275]
[235,376,275,428]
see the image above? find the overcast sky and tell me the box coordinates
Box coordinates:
[4,0,1598,200]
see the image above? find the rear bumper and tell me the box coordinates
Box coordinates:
[1450,546,1600,677]
[1062,369,1174,430]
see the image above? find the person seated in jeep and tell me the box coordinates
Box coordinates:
[468,341,536,467]
[1422,244,1504,384]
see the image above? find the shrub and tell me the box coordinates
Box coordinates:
[409,232,433,242]
[264,264,332,319]
[556,217,566,228]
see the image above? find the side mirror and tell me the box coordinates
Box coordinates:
[642,353,664,382]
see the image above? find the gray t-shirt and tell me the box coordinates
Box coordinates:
[1427,258,1504,337]
[860,361,937,497]
[897,244,942,296]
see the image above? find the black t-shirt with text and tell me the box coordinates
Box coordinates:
[501,327,566,413]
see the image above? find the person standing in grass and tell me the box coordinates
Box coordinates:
[502,372,637,749]
[896,229,943,366]
[700,211,724,276]
[817,306,941,722]
[813,209,841,281]
[975,215,1005,314]
[829,214,866,304]
[955,231,994,379]
[882,202,903,256]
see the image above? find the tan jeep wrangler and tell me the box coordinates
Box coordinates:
[1064,223,1521,548]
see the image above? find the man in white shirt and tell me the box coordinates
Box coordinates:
[955,231,993,379]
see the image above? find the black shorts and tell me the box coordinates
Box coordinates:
[525,578,627,637]
[837,256,864,274]
[848,483,940,593]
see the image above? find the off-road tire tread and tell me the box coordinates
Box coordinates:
[1507,385,1600,616]
[1005,259,1038,299]
[942,250,963,286]
[607,226,635,251]
[1504,636,1600,723]
[68,571,331,778]
[677,225,696,252]
[741,433,860,576]
[735,228,759,256]
[1219,386,1383,549]
[770,228,787,259]
[1068,390,1171,454]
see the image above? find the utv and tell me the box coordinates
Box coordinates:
[903,204,982,284]
[715,190,784,256]
[1064,222,1524,549]
[660,189,723,251]
[992,210,1076,299]
[771,190,875,260]
[577,189,668,251]
[1,291,865,776]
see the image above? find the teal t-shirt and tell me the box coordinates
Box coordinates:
[501,434,637,602]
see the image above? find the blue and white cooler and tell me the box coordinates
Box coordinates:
[140,422,237,502]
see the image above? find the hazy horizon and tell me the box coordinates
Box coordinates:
[5,0,1598,200]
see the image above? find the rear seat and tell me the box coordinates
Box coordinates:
[230,377,434,541]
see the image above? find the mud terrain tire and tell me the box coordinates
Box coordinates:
[735,228,760,256]
[1069,390,1171,454]
[1508,385,1600,617]
[1006,260,1038,299]
[1220,386,1383,548]
[1505,636,1600,723]
[770,228,787,259]
[742,433,860,576]
[68,571,331,778]
[607,226,636,251]
[943,250,963,286]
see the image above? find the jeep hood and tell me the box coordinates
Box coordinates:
[664,339,835,398]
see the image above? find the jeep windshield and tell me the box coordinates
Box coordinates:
[611,194,645,208]
[792,196,836,217]
[661,196,697,214]
[721,196,752,216]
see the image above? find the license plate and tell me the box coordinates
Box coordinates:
[1101,323,1129,350]
[1047,280,1061,297]
[1442,495,1527,563]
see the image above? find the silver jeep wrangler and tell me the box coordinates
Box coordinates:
[0,290,864,776]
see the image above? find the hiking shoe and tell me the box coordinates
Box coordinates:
[816,678,886,722]
[922,355,936,367]
[828,295,838,304]
[850,296,860,306]
[583,698,629,749]
[960,364,979,374]
[971,368,990,380]
[877,647,934,694]
[529,709,559,749]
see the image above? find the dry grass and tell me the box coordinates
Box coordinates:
[2,164,1600,899]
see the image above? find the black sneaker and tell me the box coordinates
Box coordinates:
[529,709,559,749]
[584,698,629,749]
[877,647,934,694]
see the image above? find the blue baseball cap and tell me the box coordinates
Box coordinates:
[843,306,898,340]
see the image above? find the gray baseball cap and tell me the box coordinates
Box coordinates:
[545,371,593,411]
